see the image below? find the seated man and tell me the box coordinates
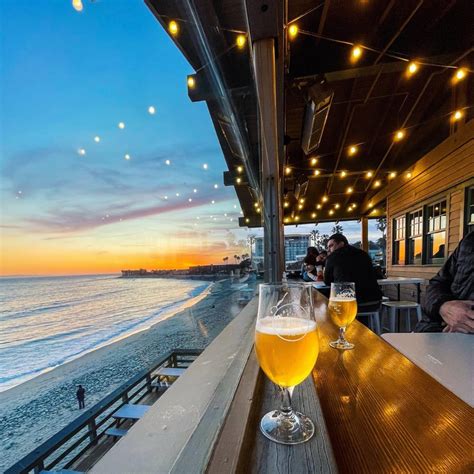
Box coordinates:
[417,231,474,333]
[324,233,382,309]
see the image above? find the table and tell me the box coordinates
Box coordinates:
[155,367,186,377]
[313,277,425,303]
[382,333,473,406]
[213,289,471,473]
[378,277,425,302]
[112,404,150,421]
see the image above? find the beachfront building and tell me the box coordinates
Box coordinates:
[7,1,472,473]
[254,233,310,265]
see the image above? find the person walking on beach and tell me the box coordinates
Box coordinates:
[76,385,86,409]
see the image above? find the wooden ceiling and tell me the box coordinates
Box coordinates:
[146,0,474,227]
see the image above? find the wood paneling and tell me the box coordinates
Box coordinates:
[385,122,474,293]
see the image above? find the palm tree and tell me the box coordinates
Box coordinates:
[223,256,229,265]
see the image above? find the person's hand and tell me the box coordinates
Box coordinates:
[439,300,474,333]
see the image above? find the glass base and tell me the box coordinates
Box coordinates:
[329,339,355,350]
[260,409,315,445]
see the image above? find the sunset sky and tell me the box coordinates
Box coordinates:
[0,1,374,276]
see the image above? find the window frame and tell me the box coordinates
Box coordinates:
[407,208,423,265]
[424,199,447,265]
[464,185,474,236]
[392,215,406,265]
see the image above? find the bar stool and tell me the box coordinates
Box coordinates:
[357,310,381,335]
[382,301,422,332]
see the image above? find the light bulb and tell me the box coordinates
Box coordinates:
[187,76,196,89]
[148,106,156,115]
[406,61,418,76]
[72,0,83,12]
[236,35,246,49]
[169,21,179,36]
[394,129,405,141]
[348,145,358,156]
[288,24,298,39]
[118,122,125,129]
[94,136,100,143]
[351,45,362,62]
[452,110,463,122]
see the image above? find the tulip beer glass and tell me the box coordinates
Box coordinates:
[328,282,357,350]
[255,283,319,444]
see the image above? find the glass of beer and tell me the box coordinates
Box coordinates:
[328,282,357,350]
[255,283,319,444]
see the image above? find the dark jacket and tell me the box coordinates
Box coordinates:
[76,387,85,401]
[324,245,382,304]
[421,231,474,326]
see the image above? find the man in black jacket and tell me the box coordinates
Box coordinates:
[418,231,474,333]
[324,233,382,307]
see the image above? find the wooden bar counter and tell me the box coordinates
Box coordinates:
[208,290,473,473]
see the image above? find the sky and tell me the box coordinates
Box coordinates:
[0,0,379,276]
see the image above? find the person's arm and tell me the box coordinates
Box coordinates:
[422,248,458,322]
[324,255,334,285]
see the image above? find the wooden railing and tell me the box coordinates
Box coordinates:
[5,349,201,474]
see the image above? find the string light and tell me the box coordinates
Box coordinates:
[187,76,196,89]
[124,154,130,160]
[72,0,83,12]
[193,189,197,193]
[366,171,373,178]
[310,157,318,165]
[165,159,171,165]
[256,207,261,213]
[236,35,246,49]
[316,204,322,210]
[288,24,299,39]
[285,166,292,175]
[334,203,340,209]
[237,166,243,173]
[188,198,192,202]
[245,218,250,223]
[169,21,179,36]
[148,106,156,115]
[211,199,215,204]
[452,109,463,122]
[394,129,405,141]
[351,203,357,208]
[118,122,125,129]
[340,170,347,178]
[284,201,289,208]
[453,67,466,83]
[214,184,219,189]
[299,198,305,204]
[350,45,363,63]
[346,187,353,194]
[406,61,418,77]
[203,163,208,170]
[348,146,358,156]
[374,180,381,188]
[294,216,300,222]
[347,207,353,212]
[329,209,334,216]
[314,169,320,176]
[298,204,304,210]
[284,217,290,223]
[176,193,181,197]
[322,196,328,203]
[236,177,242,183]
[94,136,100,143]
[406,172,412,179]
[389,171,396,179]
[77,148,86,156]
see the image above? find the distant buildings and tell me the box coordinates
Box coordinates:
[254,234,311,266]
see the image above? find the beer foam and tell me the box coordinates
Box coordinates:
[329,297,357,302]
[256,316,317,335]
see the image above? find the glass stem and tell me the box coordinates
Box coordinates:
[339,326,347,343]
[279,386,295,417]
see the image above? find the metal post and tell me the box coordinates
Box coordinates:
[361,217,369,252]
[87,419,98,445]
[252,38,284,283]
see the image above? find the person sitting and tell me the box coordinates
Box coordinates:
[302,254,318,282]
[324,233,382,310]
[316,250,327,267]
[300,247,319,277]
[417,231,474,333]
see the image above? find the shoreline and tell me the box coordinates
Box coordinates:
[0,278,216,400]
[0,278,247,471]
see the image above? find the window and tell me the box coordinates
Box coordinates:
[393,215,406,265]
[426,200,447,264]
[407,209,423,264]
[465,186,474,235]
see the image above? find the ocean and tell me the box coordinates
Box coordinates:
[0,274,211,392]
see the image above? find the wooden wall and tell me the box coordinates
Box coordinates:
[384,120,474,301]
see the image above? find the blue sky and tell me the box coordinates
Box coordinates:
[0,0,380,274]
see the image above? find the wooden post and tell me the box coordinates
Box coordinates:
[88,419,98,445]
[361,217,369,252]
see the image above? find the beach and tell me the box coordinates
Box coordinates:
[0,278,250,472]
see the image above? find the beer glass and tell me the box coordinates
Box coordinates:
[328,282,357,350]
[255,283,319,444]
